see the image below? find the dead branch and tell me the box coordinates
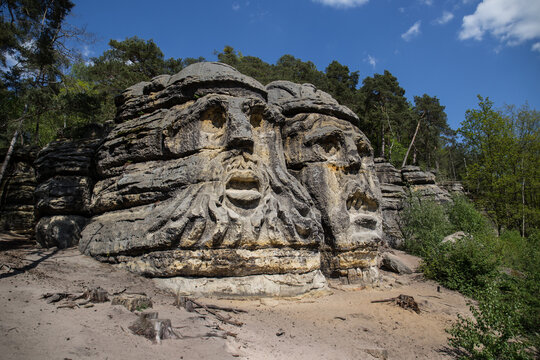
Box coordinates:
[175,296,244,327]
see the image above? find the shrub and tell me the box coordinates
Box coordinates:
[448,195,492,236]
[447,285,531,360]
[421,237,499,295]
[401,196,452,256]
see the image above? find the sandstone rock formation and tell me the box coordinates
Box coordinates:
[34,126,106,248]
[268,81,383,284]
[374,158,406,247]
[402,165,451,203]
[0,147,38,234]
[78,63,324,287]
[29,62,464,295]
[375,160,457,248]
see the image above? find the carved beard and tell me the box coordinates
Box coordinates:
[148,152,320,251]
[80,150,321,261]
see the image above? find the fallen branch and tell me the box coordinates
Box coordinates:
[175,296,244,327]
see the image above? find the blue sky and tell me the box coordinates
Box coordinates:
[69,0,540,130]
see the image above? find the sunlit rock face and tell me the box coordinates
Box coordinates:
[268,81,382,282]
[79,63,323,278]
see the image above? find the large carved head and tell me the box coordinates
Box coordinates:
[79,63,323,278]
[267,81,382,279]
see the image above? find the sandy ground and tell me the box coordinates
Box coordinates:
[0,232,471,360]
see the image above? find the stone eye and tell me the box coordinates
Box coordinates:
[317,135,341,155]
[200,106,226,133]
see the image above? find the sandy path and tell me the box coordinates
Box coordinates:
[0,233,470,359]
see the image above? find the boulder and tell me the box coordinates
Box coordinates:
[380,252,413,275]
[35,215,88,248]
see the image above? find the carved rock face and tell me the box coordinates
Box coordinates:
[268,81,383,278]
[79,63,323,277]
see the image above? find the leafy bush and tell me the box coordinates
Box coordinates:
[447,285,531,360]
[448,195,492,236]
[421,237,499,295]
[401,195,539,355]
[401,197,452,256]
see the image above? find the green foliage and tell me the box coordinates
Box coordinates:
[448,195,492,236]
[410,94,451,168]
[403,196,539,357]
[459,97,540,234]
[421,237,499,294]
[447,285,531,360]
[401,197,452,256]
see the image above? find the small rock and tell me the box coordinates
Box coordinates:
[260,298,279,307]
[363,348,388,360]
[441,231,468,244]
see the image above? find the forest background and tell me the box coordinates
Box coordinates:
[1,1,539,358]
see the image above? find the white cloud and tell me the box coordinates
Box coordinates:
[312,0,369,9]
[82,45,92,58]
[402,21,422,41]
[365,55,377,68]
[436,11,454,25]
[532,42,540,52]
[398,7,405,13]
[459,0,540,49]
[421,0,433,5]
[232,2,240,11]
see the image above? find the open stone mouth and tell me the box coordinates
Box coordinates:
[346,190,378,212]
[225,171,262,207]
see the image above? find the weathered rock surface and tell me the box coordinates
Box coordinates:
[269,81,382,284]
[35,176,92,217]
[155,269,327,297]
[439,181,465,195]
[34,139,101,182]
[375,160,457,247]
[0,147,38,234]
[80,62,324,284]
[33,126,106,248]
[115,62,266,122]
[374,159,405,247]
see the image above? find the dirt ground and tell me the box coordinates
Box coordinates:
[0,232,471,360]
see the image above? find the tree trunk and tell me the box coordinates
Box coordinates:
[401,116,422,168]
[380,122,385,158]
[522,158,525,236]
[0,110,27,193]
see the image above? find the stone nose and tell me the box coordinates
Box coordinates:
[225,100,254,150]
[344,138,362,168]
